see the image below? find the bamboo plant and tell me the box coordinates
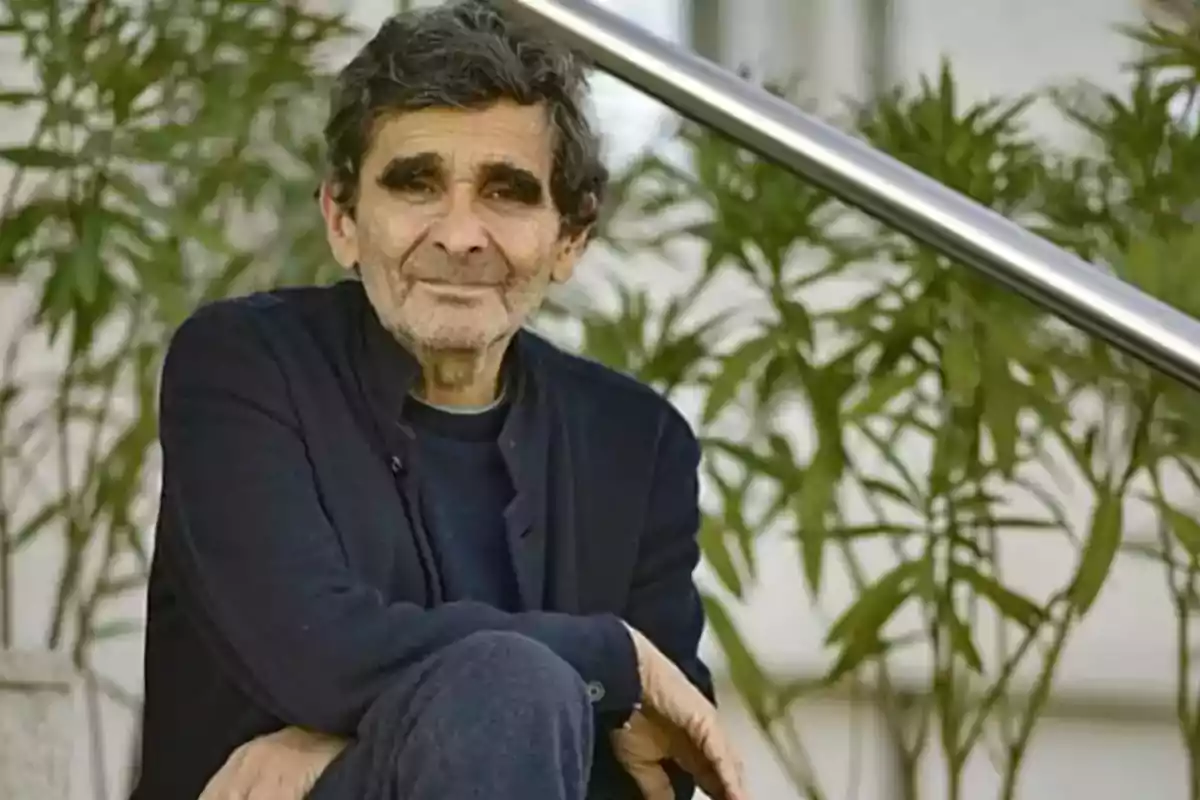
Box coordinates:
[576,17,1200,800]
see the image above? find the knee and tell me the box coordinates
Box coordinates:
[440,631,590,711]
[385,633,596,793]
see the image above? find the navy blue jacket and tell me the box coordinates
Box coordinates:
[132,280,712,799]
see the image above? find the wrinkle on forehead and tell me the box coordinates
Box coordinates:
[364,100,554,180]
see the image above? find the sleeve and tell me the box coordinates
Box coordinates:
[156,302,640,736]
[623,407,714,701]
[623,407,715,799]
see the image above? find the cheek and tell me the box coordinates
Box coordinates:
[491,216,560,283]
[359,204,426,261]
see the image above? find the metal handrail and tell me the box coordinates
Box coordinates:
[499,0,1200,393]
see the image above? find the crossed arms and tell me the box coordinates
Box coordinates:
[158,306,709,733]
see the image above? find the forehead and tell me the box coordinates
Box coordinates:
[364,100,555,177]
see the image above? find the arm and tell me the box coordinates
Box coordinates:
[623,408,713,702]
[621,409,714,799]
[157,302,639,737]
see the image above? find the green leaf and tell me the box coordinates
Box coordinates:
[825,559,919,646]
[941,593,984,672]
[848,365,922,420]
[942,332,981,405]
[796,448,840,595]
[828,523,919,539]
[958,516,1060,531]
[1068,490,1122,613]
[0,199,63,272]
[1162,505,1200,561]
[776,299,814,346]
[702,335,774,424]
[982,363,1020,475]
[69,210,105,304]
[95,574,146,598]
[699,514,744,598]
[775,677,822,709]
[928,414,967,498]
[709,471,757,577]
[702,593,771,722]
[823,633,889,687]
[949,562,1044,630]
[90,619,143,641]
[704,437,795,483]
[0,146,77,169]
[10,496,71,550]
[857,477,918,509]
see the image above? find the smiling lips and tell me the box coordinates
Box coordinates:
[415,280,499,302]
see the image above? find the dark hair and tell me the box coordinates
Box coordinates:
[323,0,606,239]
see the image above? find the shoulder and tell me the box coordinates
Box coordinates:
[167,281,360,363]
[520,330,698,457]
[172,281,358,342]
[162,281,363,399]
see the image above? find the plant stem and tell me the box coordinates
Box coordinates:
[754,703,829,800]
[997,607,1073,800]
[960,618,1044,754]
[833,495,924,771]
[1151,464,1200,799]
[896,750,921,800]
[45,367,79,649]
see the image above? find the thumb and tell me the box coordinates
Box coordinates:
[627,761,675,800]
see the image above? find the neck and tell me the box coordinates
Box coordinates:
[412,339,510,408]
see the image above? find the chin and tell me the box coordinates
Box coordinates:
[404,318,512,353]
[390,295,526,354]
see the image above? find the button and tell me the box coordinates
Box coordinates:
[389,456,402,474]
[586,681,606,704]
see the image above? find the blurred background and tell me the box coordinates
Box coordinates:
[2,0,1200,798]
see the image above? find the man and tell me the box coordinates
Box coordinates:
[132,2,745,799]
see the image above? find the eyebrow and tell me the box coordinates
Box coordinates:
[376,153,545,205]
[478,161,544,205]
[377,152,444,188]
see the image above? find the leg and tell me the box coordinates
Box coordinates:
[308,630,595,800]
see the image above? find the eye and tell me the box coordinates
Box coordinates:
[376,163,443,198]
[482,184,518,201]
[402,179,438,196]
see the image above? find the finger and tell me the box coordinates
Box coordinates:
[626,761,675,800]
[681,724,746,800]
[647,679,710,731]
[671,739,727,799]
[707,746,747,800]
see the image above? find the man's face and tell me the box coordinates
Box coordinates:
[322,100,584,354]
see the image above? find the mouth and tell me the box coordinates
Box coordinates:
[414,280,498,301]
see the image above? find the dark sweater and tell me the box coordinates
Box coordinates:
[402,395,522,612]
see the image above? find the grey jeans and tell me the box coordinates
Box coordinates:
[306,630,596,800]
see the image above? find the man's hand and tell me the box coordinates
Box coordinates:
[612,708,730,799]
[620,624,747,800]
[198,726,347,800]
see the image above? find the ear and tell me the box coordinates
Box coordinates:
[319,182,360,270]
[550,227,589,284]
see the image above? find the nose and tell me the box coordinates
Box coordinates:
[429,192,488,258]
